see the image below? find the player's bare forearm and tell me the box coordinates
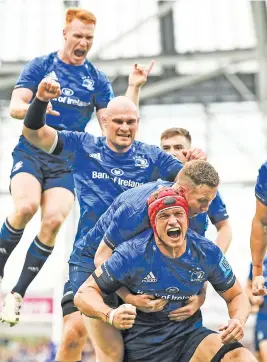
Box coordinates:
[74,277,112,322]
[214,220,232,253]
[251,216,267,277]
[227,292,250,325]
[116,286,134,303]
[221,282,250,325]
[126,61,155,107]
[125,85,141,107]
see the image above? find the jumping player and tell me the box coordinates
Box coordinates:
[0,6,152,330]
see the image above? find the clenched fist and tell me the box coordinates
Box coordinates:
[112,304,137,330]
[36,78,61,103]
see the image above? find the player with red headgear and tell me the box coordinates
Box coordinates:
[74,188,256,362]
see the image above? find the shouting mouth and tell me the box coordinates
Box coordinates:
[167,227,181,239]
[74,49,86,57]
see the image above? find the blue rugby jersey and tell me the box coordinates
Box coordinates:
[15,51,114,131]
[76,184,226,265]
[55,132,183,250]
[255,162,267,206]
[94,228,235,335]
[248,260,267,318]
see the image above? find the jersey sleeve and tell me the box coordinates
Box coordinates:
[208,191,229,225]
[255,163,267,206]
[95,71,114,111]
[14,57,47,92]
[207,246,236,293]
[92,247,135,295]
[54,131,93,160]
[104,204,149,250]
[151,147,183,181]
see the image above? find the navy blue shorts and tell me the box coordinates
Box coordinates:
[10,137,75,195]
[123,325,216,362]
[255,317,267,351]
[61,279,79,317]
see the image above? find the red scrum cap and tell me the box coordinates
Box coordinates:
[147,187,189,236]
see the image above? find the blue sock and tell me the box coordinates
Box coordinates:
[12,236,54,297]
[0,218,24,278]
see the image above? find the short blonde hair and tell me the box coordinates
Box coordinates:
[65,7,96,26]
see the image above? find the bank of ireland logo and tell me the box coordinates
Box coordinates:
[134,155,149,168]
[62,88,74,96]
[111,168,124,176]
[82,76,95,91]
[166,287,179,294]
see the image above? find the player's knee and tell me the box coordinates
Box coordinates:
[224,347,256,361]
[62,315,87,351]
[41,213,65,234]
[95,342,124,362]
[15,201,39,222]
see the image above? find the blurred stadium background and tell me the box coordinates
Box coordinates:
[0,0,266,360]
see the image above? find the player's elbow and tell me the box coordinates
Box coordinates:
[9,105,26,120]
[73,287,85,311]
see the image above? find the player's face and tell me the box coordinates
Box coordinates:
[180,184,217,216]
[161,135,191,161]
[156,207,188,252]
[63,19,95,65]
[106,111,139,152]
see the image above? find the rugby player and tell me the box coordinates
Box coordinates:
[250,162,267,297]
[70,160,219,361]
[246,259,267,362]
[75,189,256,362]
[160,127,232,252]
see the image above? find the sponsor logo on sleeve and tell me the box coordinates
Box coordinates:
[219,256,232,277]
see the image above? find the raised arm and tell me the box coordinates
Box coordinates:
[22,79,60,152]
[125,61,155,107]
